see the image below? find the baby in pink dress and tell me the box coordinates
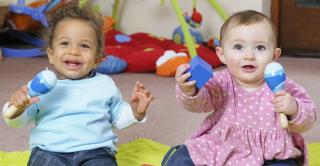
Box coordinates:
[162,10,316,166]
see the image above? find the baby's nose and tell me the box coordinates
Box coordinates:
[69,47,80,55]
[245,49,255,59]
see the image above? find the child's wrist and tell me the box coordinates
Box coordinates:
[184,88,197,96]
[288,99,299,115]
[133,112,146,121]
[288,109,298,120]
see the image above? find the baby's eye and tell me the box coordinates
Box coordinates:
[60,41,69,46]
[256,45,266,51]
[233,43,243,50]
[80,44,90,49]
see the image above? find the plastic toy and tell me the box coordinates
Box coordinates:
[156,50,190,77]
[0,3,8,28]
[207,36,220,49]
[172,26,203,45]
[102,16,116,33]
[264,62,288,128]
[186,8,202,28]
[98,1,221,75]
[3,69,57,119]
[171,0,213,89]
[172,0,203,45]
[1,29,46,57]
[1,0,62,58]
[9,0,61,30]
[95,55,127,74]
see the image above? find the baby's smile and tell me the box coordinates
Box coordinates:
[64,59,82,70]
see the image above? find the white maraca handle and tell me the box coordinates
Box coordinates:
[4,105,25,119]
[3,70,57,119]
[264,62,288,128]
[279,113,288,128]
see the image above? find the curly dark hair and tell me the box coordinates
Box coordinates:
[45,1,104,59]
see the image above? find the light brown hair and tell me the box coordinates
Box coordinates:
[220,10,277,47]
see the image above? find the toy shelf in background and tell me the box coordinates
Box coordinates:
[0,0,63,58]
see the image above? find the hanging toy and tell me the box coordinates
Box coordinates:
[184,2,202,29]
[207,37,220,49]
[190,8,202,28]
[172,0,203,44]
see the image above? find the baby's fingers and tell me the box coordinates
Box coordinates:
[183,79,196,87]
[11,87,28,106]
[175,64,190,78]
[140,90,154,101]
[274,90,286,97]
[29,97,40,105]
[133,81,143,91]
[177,72,192,85]
[140,89,151,97]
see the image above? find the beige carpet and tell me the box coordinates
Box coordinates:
[0,56,319,151]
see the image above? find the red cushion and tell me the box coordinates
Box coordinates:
[125,44,165,72]
[130,32,175,49]
[105,29,140,47]
[197,45,221,67]
[105,45,137,59]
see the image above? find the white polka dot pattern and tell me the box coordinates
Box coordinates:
[176,69,316,166]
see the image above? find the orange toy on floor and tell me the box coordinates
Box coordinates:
[156,50,190,77]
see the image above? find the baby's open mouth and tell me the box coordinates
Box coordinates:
[242,65,255,69]
[64,60,82,69]
[241,65,257,72]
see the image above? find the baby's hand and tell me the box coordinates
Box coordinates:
[130,82,154,121]
[8,85,39,119]
[175,64,197,96]
[272,90,298,117]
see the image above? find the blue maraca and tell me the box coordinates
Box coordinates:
[4,69,57,119]
[264,62,288,128]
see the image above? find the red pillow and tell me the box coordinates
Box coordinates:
[124,44,165,72]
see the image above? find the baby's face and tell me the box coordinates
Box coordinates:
[47,18,98,79]
[217,21,280,89]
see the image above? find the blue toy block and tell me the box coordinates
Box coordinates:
[187,56,213,89]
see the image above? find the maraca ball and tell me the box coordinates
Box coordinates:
[28,70,57,96]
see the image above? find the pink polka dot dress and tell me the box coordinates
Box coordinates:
[176,69,316,166]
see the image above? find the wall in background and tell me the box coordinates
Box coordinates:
[7,0,271,41]
[99,0,271,41]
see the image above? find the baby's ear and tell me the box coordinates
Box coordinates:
[95,54,105,65]
[47,48,54,64]
[273,48,282,60]
[215,47,226,64]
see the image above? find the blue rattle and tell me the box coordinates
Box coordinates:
[264,62,288,128]
[4,69,57,119]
